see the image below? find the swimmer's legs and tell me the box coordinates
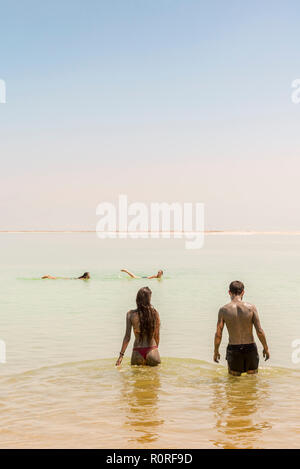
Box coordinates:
[121,269,139,279]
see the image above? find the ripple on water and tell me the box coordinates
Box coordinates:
[0,358,299,448]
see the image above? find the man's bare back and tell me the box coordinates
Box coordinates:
[214,281,270,375]
[220,300,257,345]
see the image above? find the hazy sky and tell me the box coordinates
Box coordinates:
[1,0,300,230]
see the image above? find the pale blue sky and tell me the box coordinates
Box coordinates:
[1,0,300,229]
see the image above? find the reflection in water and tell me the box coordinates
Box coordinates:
[120,366,164,445]
[1,358,299,448]
[210,374,271,449]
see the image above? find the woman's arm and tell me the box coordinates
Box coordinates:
[116,311,132,366]
[154,312,160,346]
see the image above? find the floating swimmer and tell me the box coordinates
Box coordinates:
[121,269,163,279]
[41,272,90,280]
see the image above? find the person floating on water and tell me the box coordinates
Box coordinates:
[121,269,163,279]
[214,280,270,376]
[41,272,90,280]
[116,286,161,367]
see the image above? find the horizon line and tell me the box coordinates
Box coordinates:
[1,230,300,235]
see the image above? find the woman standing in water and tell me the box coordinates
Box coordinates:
[116,287,161,367]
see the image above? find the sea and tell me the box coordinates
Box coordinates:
[0,233,299,448]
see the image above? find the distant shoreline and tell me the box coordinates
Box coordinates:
[1,230,300,235]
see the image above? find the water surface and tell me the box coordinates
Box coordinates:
[0,234,300,448]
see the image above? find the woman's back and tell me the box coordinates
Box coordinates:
[130,308,160,347]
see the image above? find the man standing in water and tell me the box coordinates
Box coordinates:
[214,281,270,376]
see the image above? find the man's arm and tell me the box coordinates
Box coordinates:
[252,305,270,361]
[116,311,132,366]
[147,274,158,279]
[214,308,225,363]
[121,269,139,279]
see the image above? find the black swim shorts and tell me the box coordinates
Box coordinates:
[226,343,259,373]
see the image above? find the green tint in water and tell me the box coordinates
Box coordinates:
[1,234,300,448]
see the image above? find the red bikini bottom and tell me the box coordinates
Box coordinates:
[133,345,158,360]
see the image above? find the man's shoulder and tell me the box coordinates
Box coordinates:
[220,302,232,311]
[243,301,256,310]
[219,301,256,314]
